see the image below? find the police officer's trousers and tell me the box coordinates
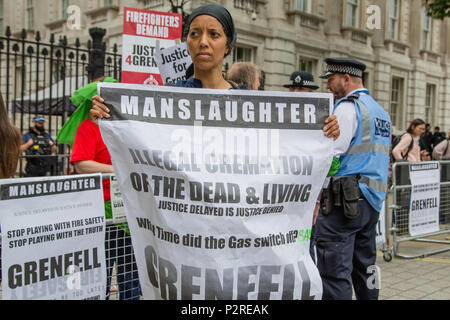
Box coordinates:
[312,197,379,300]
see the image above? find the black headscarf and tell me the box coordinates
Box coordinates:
[185,4,236,46]
[183,4,236,80]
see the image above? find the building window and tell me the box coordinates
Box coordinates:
[346,0,359,27]
[0,0,4,36]
[295,0,312,13]
[387,0,400,40]
[425,84,435,123]
[390,77,403,128]
[233,46,253,63]
[104,0,119,6]
[234,0,256,12]
[26,0,34,30]
[422,7,432,50]
[299,58,314,73]
[143,0,164,9]
[62,0,69,19]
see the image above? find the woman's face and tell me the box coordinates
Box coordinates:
[413,124,426,137]
[187,15,228,73]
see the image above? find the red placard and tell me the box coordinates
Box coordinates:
[122,7,183,84]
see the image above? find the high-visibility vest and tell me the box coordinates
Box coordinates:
[334,89,392,212]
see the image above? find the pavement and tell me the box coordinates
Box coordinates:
[372,238,450,300]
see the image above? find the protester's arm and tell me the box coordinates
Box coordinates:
[89,95,110,125]
[73,160,114,174]
[71,120,111,174]
[392,134,412,161]
[432,140,446,160]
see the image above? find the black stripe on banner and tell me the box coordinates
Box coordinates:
[100,87,330,130]
[410,163,439,172]
[0,176,102,200]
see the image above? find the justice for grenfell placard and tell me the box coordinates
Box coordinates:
[408,162,440,236]
[98,83,334,300]
[0,174,106,300]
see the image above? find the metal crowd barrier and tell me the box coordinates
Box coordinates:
[388,160,450,259]
[18,154,72,177]
[0,218,142,300]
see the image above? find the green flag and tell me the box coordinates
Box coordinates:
[56,77,117,146]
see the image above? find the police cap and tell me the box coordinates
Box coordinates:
[320,57,366,79]
[283,71,319,90]
[33,115,45,122]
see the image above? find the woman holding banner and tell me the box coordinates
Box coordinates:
[89,4,340,139]
[86,4,343,301]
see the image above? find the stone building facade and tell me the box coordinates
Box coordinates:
[1,0,449,133]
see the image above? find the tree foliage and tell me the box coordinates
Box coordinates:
[426,0,450,20]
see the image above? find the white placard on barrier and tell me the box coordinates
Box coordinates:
[0,174,107,300]
[408,162,440,236]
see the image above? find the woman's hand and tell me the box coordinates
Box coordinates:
[89,95,110,125]
[420,150,431,161]
[323,115,340,140]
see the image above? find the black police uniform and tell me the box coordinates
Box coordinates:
[24,129,54,177]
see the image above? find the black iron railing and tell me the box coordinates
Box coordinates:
[0,26,121,177]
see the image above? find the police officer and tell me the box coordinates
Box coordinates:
[314,58,391,300]
[283,71,319,92]
[20,115,57,177]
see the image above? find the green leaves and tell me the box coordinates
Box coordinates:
[426,0,450,20]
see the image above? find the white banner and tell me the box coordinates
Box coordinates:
[409,162,440,236]
[98,83,334,300]
[0,174,107,300]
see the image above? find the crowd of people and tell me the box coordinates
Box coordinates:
[392,120,449,162]
[0,3,448,301]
